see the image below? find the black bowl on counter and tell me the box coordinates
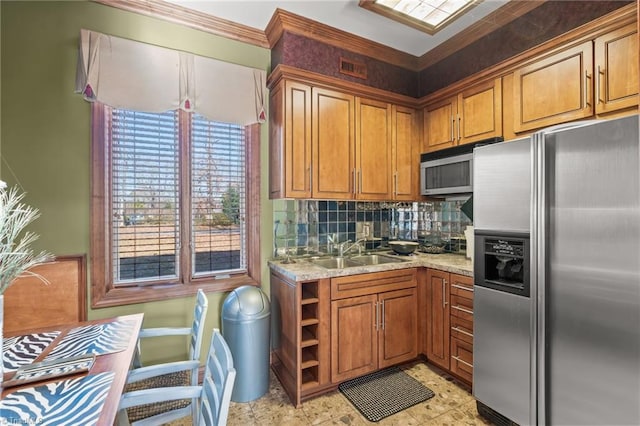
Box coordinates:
[388,240,419,255]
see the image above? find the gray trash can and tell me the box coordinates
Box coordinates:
[222,285,271,403]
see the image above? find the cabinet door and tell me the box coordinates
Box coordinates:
[378,288,418,369]
[331,294,377,383]
[392,105,418,200]
[458,78,502,145]
[312,87,355,199]
[356,98,392,200]
[425,269,450,370]
[514,41,593,132]
[423,96,456,152]
[595,23,639,115]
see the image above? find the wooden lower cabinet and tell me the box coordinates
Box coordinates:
[421,269,474,385]
[424,269,450,370]
[270,271,331,407]
[331,269,418,383]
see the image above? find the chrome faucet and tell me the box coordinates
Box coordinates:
[338,239,366,257]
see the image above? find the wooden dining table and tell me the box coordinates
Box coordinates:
[1,313,143,425]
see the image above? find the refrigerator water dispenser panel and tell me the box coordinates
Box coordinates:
[475,233,530,297]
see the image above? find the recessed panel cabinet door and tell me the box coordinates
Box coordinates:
[595,23,639,115]
[331,294,378,383]
[423,97,456,153]
[269,81,312,199]
[312,88,355,199]
[459,78,502,145]
[356,98,392,200]
[393,106,418,200]
[378,288,418,369]
[426,268,450,370]
[514,41,593,133]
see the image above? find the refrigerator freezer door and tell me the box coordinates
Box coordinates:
[542,115,640,425]
[473,138,531,233]
[473,286,531,425]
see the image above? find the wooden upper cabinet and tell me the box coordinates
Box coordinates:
[423,78,502,152]
[356,98,392,200]
[423,96,457,152]
[392,105,418,200]
[514,41,594,133]
[269,80,312,199]
[594,23,639,115]
[458,78,502,145]
[312,87,355,199]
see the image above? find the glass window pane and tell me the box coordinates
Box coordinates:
[191,115,246,276]
[110,109,180,284]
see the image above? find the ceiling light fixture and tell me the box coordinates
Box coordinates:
[359,0,481,35]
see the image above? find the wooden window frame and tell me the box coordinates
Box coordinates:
[90,103,261,308]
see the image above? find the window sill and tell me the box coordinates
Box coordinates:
[91,275,259,308]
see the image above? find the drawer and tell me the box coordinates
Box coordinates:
[331,268,416,300]
[450,294,473,322]
[451,315,473,345]
[451,337,473,383]
[450,275,473,298]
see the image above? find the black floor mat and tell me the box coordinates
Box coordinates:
[338,366,435,422]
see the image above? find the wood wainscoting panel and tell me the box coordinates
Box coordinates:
[4,255,87,334]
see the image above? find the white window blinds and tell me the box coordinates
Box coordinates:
[75,29,266,125]
[110,109,180,284]
[191,115,246,276]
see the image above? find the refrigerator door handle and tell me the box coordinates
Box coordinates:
[531,132,547,426]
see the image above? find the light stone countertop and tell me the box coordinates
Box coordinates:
[268,251,473,282]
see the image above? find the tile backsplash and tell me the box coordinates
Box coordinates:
[272,199,472,258]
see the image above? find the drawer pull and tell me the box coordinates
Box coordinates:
[451,284,473,292]
[452,355,473,368]
[452,326,473,338]
[452,305,473,315]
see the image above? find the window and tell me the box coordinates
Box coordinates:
[91,104,260,307]
[359,0,478,35]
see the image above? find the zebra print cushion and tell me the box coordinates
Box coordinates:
[0,372,114,425]
[3,332,60,372]
[46,319,136,359]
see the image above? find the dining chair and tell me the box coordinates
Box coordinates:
[117,329,236,426]
[124,289,209,423]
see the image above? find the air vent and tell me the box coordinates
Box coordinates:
[339,57,367,79]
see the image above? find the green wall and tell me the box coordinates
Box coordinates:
[0,0,273,364]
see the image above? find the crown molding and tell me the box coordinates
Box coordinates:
[417,0,547,70]
[265,8,421,71]
[92,0,270,48]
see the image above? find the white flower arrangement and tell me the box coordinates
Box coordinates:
[0,181,53,293]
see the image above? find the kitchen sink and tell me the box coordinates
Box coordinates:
[309,253,408,269]
[310,257,362,269]
[348,254,406,265]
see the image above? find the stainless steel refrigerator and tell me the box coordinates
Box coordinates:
[472,114,640,425]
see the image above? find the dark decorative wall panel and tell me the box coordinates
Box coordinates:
[270,1,631,99]
[271,32,418,97]
[418,0,632,97]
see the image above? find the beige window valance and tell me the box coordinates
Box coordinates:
[75,29,266,125]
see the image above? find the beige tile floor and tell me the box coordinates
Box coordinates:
[169,361,493,425]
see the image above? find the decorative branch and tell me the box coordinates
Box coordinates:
[0,185,54,294]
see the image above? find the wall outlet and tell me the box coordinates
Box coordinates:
[356,221,374,240]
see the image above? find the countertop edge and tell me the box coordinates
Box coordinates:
[268,253,473,282]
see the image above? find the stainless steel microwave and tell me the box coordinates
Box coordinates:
[420,137,503,197]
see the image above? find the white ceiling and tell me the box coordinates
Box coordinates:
[166,0,510,56]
